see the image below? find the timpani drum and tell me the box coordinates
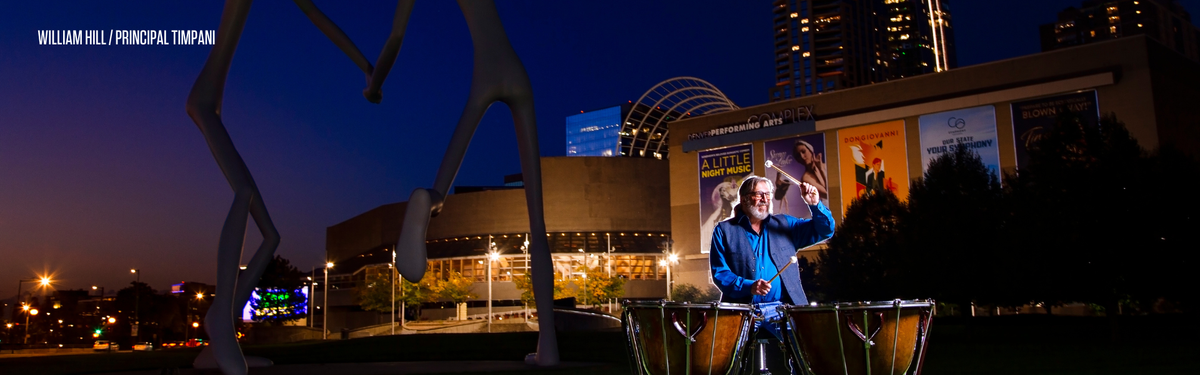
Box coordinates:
[622,301,756,375]
[781,300,934,375]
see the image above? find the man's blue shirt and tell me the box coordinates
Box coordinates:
[710,202,834,303]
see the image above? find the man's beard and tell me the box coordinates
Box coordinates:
[742,201,769,221]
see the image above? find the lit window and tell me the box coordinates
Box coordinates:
[790,12,798,18]
[1136,10,1141,14]
[801,18,809,24]
[792,45,800,51]
[801,26,809,32]
[1090,30,1096,37]
[802,51,810,57]
[1110,25,1117,34]
[899,34,910,40]
[1137,23,1143,27]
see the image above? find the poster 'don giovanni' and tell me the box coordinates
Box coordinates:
[698,144,753,254]
[838,120,909,215]
[918,105,1002,181]
[763,133,828,219]
[1010,91,1100,170]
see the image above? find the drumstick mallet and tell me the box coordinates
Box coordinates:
[766,256,799,284]
[765,160,804,186]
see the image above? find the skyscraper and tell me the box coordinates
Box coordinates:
[769,0,955,102]
[1040,0,1199,61]
[883,0,956,78]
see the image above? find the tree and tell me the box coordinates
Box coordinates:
[1006,113,1151,313]
[1137,145,1200,313]
[514,272,573,304]
[576,266,626,307]
[816,189,908,301]
[671,283,720,303]
[356,268,401,313]
[430,271,477,305]
[250,255,307,323]
[907,145,1005,306]
[400,271,438,321]
[512,273,537,307]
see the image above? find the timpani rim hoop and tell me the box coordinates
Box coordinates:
[784,299,934,312]
[622,299,756,311]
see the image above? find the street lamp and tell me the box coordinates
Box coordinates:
[661,253,678,301]
[130,268,140,341]
[487,245,500,331]
[14,276,52,319]
[391,248,402,335]
[324,262,333,339]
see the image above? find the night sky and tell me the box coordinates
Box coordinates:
[3,0,1198,299]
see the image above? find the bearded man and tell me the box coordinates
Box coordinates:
[710,175,835,341]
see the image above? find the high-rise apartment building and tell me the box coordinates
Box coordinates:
[883,0,956,78]
[1040,0,1199,61]
[769,0,955,102]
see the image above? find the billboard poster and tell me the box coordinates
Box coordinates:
[837,120,909,214]
[1010,91,1099,169]
[698,144,754,254]
[918,105,1001,180]
[764,133,828,219]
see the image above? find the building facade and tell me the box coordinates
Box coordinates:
[883,0,956,78]
[323,156,674,330]
[566,104,627,157]
[769,0,955,102]
[1040,0,1200,61]
[679,35,1200,292]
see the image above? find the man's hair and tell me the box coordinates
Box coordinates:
[738,175,774,198]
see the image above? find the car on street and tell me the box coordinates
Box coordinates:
[132,342,154,351]
[93,340,116,351]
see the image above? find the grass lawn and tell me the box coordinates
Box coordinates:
[1,314,1196,374]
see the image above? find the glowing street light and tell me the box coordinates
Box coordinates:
[487,246,501,329]
[130,268,141,341]
[661,253,678,301]
[324,262,333,339]
[24,307,39,344]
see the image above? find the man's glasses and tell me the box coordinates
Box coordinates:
[746,192,771,201]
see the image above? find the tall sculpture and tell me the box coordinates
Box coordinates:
[186,1,557,374]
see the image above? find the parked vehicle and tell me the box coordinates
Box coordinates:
[132,342,154,351]
[93,340,116,351]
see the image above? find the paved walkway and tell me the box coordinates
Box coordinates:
[102,360,610,374]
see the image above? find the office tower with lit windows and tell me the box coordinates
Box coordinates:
[1040,0,1199,61]
[769,0,954,102]
[883,0,956,79]
[566,104,628,157]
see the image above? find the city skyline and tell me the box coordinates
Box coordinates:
[3,0,1198,299]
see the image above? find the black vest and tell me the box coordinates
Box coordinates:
[716,215,809,305]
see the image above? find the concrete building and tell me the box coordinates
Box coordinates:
[323,156,673,331]
[769,0,955,102]
[1040,0,1199,61]
[672,35,1200,290]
